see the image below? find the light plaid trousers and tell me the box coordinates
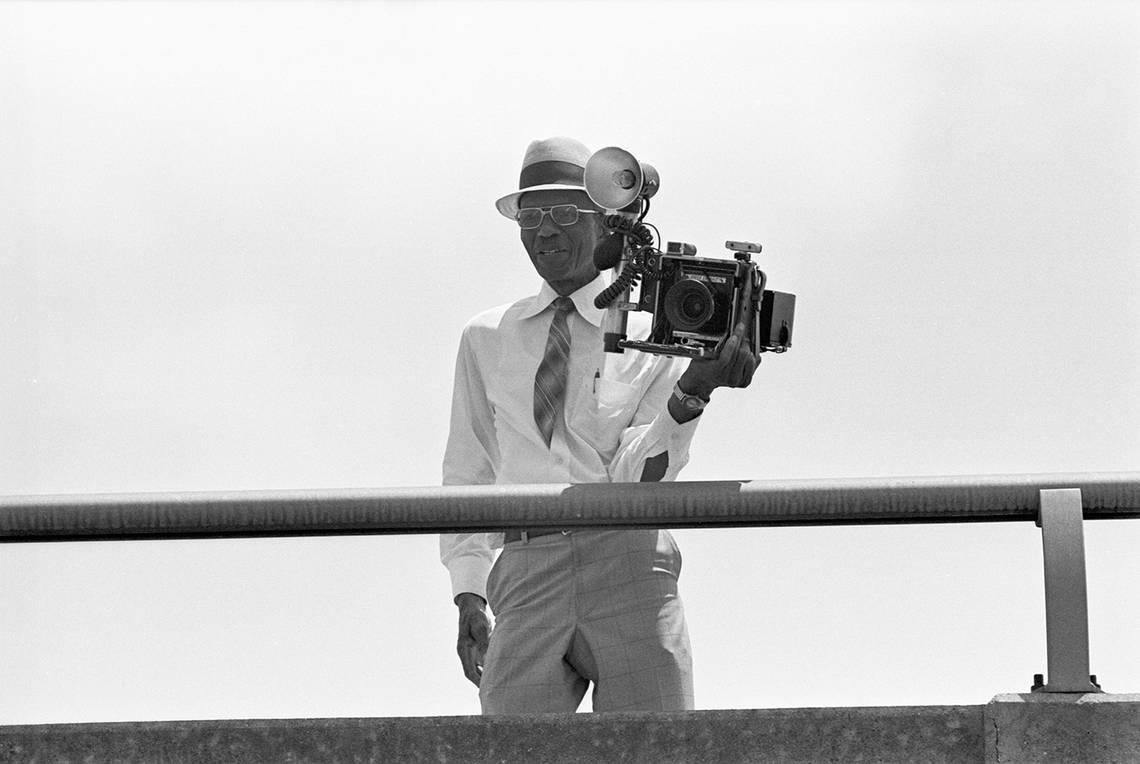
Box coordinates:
[479,528,694,713]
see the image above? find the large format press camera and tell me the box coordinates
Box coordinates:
[584,147,796,360]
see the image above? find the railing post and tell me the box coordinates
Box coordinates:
[1034,488,1101,693]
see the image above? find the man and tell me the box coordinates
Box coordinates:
[441,137,758,714]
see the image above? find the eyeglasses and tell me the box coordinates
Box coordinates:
[516,204,598,230]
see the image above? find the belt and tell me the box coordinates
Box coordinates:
[503,528,571,544]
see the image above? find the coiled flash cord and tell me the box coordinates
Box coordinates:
[594,201,659,309]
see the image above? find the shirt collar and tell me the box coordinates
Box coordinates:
[518,273,609,327]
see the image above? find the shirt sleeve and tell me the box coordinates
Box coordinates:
[439,324,499,601]
[607,355,701,483]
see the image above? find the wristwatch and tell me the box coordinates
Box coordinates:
[672,381,709,414]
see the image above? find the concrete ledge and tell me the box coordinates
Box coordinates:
[985,693,1140,763]
[1,706,983,763]
[6,698,1139,763]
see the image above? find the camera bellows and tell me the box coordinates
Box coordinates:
[533,297,576,448]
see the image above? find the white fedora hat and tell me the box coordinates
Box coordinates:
[495,136,593,219]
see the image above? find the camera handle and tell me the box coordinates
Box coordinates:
[726,241,771,353]
[596,222,655,354]
[599,248,644,353]
[602,305,629,353]
[749,268,768,352]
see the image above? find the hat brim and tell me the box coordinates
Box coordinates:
[495,184,592,219]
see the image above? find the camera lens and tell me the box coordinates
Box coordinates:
[663,279,715,332]
[681,294,705,320]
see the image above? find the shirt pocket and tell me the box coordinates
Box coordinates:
[569,376,641,458]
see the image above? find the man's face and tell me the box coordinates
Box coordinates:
[517,189,605,296]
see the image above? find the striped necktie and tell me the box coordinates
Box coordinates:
[533,296,575,448]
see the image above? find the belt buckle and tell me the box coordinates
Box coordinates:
[512,529,571,543]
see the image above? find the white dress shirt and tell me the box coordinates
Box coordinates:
[440,273,701,600]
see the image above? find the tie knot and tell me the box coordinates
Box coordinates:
[552,296,575,314]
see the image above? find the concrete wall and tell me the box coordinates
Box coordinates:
[2,695,1137,763]
[985,693,1140,763]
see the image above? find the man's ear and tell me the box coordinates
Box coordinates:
[590,207,609,235]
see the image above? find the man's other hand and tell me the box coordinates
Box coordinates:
[455,592,491,687]
[679,273,760,398]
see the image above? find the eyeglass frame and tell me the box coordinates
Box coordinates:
[515,204,599,230]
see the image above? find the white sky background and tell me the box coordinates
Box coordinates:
[1,0,1138,723]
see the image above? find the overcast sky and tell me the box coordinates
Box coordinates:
[2,0,1138,723]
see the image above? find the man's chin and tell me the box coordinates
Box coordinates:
[533,253,572,278]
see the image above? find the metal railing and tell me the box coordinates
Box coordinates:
[3,471,1139,693]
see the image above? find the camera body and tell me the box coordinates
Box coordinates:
[583,145,796,361]
[620,241,795,360]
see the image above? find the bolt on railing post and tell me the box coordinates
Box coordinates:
[1034,488,1101,693]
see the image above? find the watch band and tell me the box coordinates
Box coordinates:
[672,381,709,413]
